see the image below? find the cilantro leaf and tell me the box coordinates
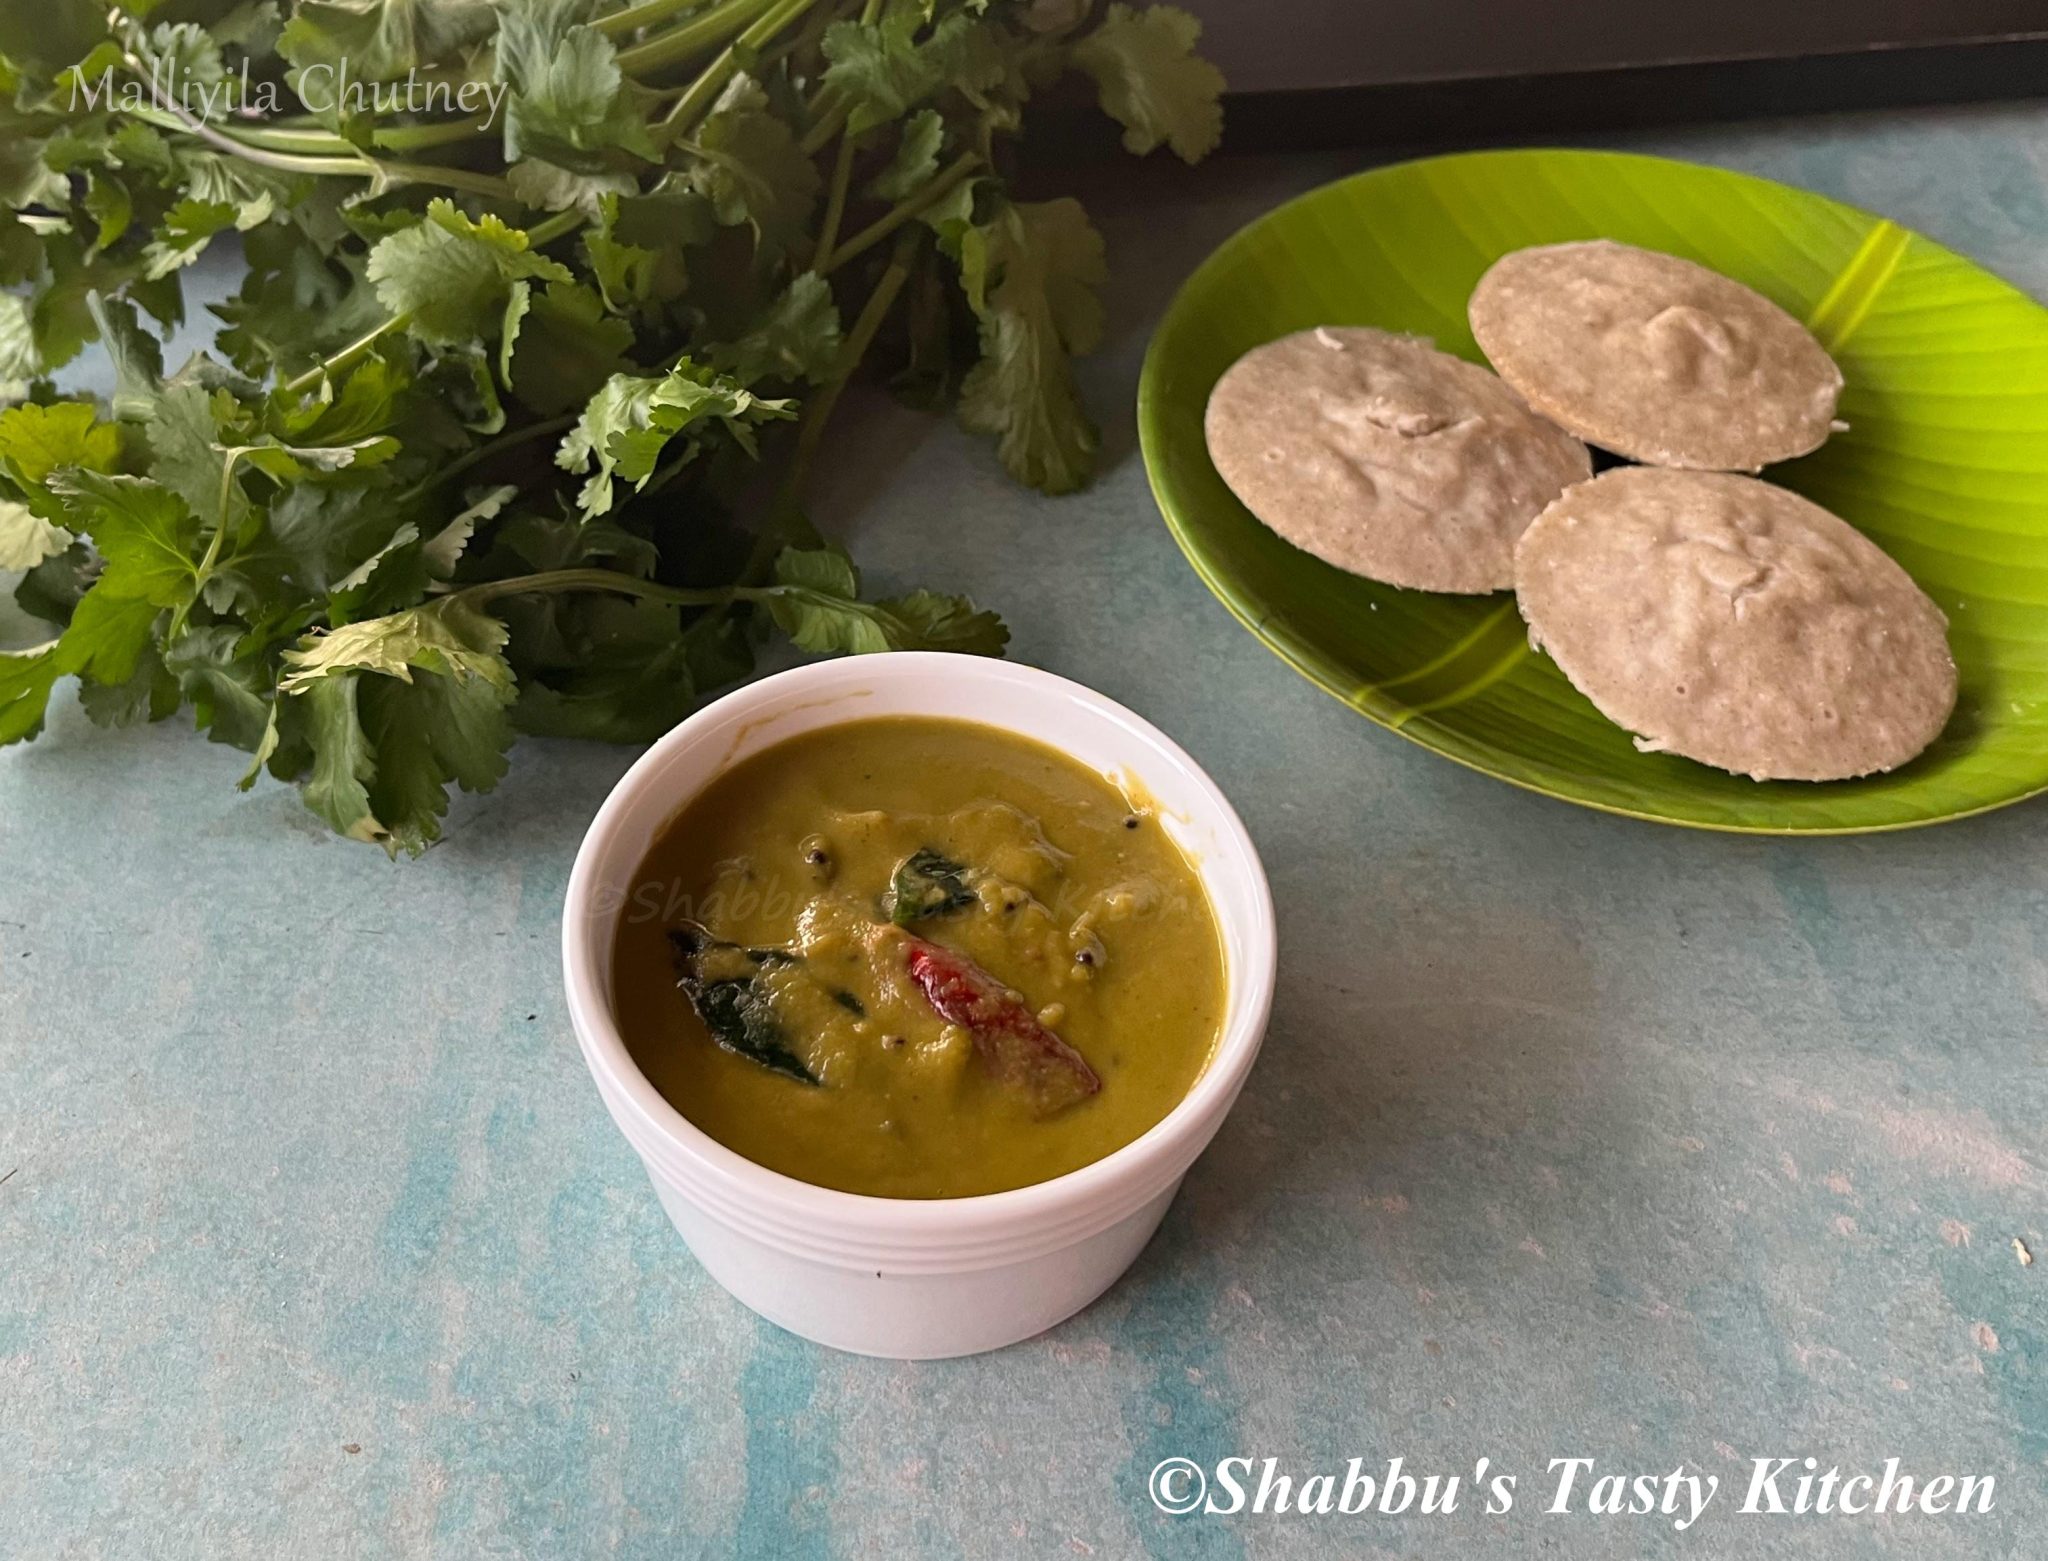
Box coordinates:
[138,153,292,280]
[331,523,423,596]
[1071,4,1225,163]
[496,0,658,167]
[279,0,497,84]
[875,588,1010,656]
[143,198,255,281]
[821,13,997,134]
[39,473,202,687]
[505,159,640,217]
[954,198,1107,493]
[557,361,795,518]
[0,0,105,82]
[237,434,400,483]
[711,272,843,387]
[269,355,408,447]
[683,75,820,259]
[0,649,61,745]
[49,472,202,609]
[0,295,43,380]
[821,13,936,133]
[76,642,180,729]
[163,625,277,752]
[367,199,574,347]
[279,595,513,692]
[83,174,134,254]
[866,109,945,202]
[496,510,657,578]
[502,281,634,414]
[581,189,711,314]
[213,231,388,379]
[322,484,508,621]
[0,401,121,515]
[300,674,382,843]
[773,542,862,600]
[511,597,727,742]
[767,588,891,655]
[764,546,1007,657]
[423,485,515,578]
[266,482,403,596]
[358,666,513,856]
[87,295,166,421]
[285,593,518,854]
[238,700,286,793]
[0,0,1215,849]
[14,543,97,630]
[53,590,163,687]
[143,380,243,531]
[133,23,234,108]
[0,499,70,570]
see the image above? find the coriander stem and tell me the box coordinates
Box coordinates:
[657,0,816,134]
[452,569,870,631]
[595,0,716,38]
[370,119,491,151]
[740,231,916,586]
[244,113,491,151]
[782,0,847,75]
[526,209,589,247]
[744,0,821,59]
[125,55,523,203]
[794,232,915,487]
[805,0,877,257]
[799,93,850,156]
[173,447,251,640]
[280,315,411,396]
[658,56,734,136]
[418,413,579,494]
[810,129,859,269]
[803,0,880,244]
[221,124,361,156]
[379,160,527,203]
[459,569,738,610]
[821,153,976,275]
[617,0,780,76]
[201,455,241,577]
[127,97,377,181]
[128,92,520,203]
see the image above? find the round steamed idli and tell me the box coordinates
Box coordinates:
[1203,327,1592,593]
[1469,240,1844,471]
[1514,468,1955,782]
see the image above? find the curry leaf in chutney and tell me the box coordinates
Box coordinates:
[887,847,976,926]
[669,921,820,1085]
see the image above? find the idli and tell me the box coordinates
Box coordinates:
[1470,240,1843,471]
[1204,326,1592,593]
[1515,467,1955,781]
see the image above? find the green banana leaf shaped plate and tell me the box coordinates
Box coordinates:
[1138,148,2048,833]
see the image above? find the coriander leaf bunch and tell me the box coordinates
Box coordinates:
[0,0,1223,851]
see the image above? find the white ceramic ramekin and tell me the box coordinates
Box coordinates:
[562,653,1276,1358]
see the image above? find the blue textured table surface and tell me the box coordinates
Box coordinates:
[5,106,2046,1560]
